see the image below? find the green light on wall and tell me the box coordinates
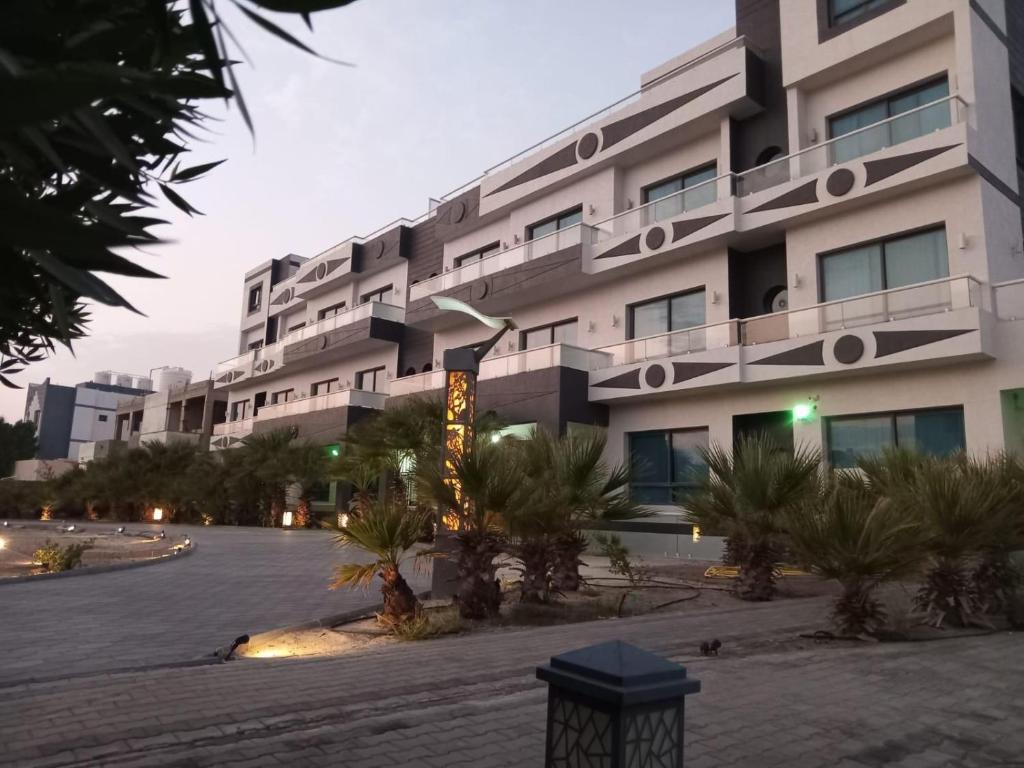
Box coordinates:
[326,444,341,458]
[792,403,814,422]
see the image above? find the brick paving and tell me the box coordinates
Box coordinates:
[1,596,1021,767]
[0,522,428,684]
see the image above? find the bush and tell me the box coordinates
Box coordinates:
[33,540,92,572]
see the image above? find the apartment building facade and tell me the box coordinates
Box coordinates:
[215,0,1024,541]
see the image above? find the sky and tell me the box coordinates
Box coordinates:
[0,0,735,422]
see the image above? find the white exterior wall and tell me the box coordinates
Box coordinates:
[67,386,129,459]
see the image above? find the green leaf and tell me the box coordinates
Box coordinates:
[171,159,226,182]
[189,0,226,94]
[159,183,203,216]
[232,2,353,65]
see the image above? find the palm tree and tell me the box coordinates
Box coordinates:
[510,429,645,599]
[893,456,1017,627]
[786,480,926,636]
[418,441,521,619]
[683,434,820,601]
[329,498,429,626]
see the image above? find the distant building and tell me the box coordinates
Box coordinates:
[23,372,153,461]
[113,369,227,451]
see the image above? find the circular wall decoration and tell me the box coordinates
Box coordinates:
[645,227,666,251]
[374,240,386,259]
[451,200,467,223]
[256,360,275,373]
[315,263,328,280]
[826,168,855,197]
[645,364,666,388]
[833,334,864,364]
[471,280,489,300]
[577,132,599,160]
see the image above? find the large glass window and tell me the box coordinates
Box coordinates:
[455,242,501,269]
[360,285,392,305]
[1012,87,1024,171]
[828,78,950,164]
[828,0,892,26]
[642,164,717,224]
[317,302,347,321]
[629,290,706,339]
[355,366,386,393]
[521,319,578,350]
[311,378,338,396]
[527,207,583,241]
[826,406,965,468]
[247,285,262,313]
[629,429,709,504]
[230,400,249,421]
[820,227,948,302]
[270,389,293,405]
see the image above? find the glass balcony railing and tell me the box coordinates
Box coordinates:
[590,175,725,243]
[734,94,967,197]
[213,417,253,437]
[254,388,387,422]
[591,275,981,368]
[994,278,1024,320]
[478,343,605,380]
[409,224,588,302]
[740,275,981,344]
[389,369,446,398]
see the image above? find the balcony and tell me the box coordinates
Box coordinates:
[213,301,405,388]
[589,275,990,401]
[735,94,968,197]
[254,387,387,423]
[211,417,254,450]
[410,224,588,302]
[389,343,607,398]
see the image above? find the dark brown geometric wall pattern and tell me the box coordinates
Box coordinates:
[594,213,729,261]
[749,340,825,366]
[863,144,961,187]
[873,328,973,358]
[747,179,819,214]
[485,75,737,197]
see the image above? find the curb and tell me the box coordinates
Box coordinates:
[0,654,223,691]
[0,542,197,586]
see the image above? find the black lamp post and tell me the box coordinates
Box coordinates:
[537,640,701,767]
[429,296,516,599]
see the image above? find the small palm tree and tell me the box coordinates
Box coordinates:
[683,434,820,601]
[786,480,926,636]
[418,441,521,619]
[893,456,1017,628]
[329,498,429,626]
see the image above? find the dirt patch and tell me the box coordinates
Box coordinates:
[0,523,189,579]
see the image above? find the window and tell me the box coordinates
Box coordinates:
[98,414,108,422]
[230,400,250,421]
[828,0,892,26]
[629,429,709,504]
[828,77,950,164]
[317,302,347,321]
[360,285,392,305]
[355,366,386,393]
[311,378,338,396]
[827,407,965,468]
[642,164,716,224]
[629,289,706,339]
[270,389,294,405]
[247,339,264,351]
[247,285,262,313]
[287,322,306,333]
[521,319,579,350]
[527,207,583,241]
[820,227,948,302]
[455,242,501,269]
[1012,88,1024,171]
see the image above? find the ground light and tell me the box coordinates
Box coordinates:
[0,537,6,550]
[152,507,164,522]
[282,510,293,527]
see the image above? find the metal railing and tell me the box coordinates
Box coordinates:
[213,350,255,378]
[389,369,446,397]
[478,343,606,379]
[590,174,725,243]
[213,417,254,436]
[590,275,980,367]
[409,224,588,301]
[993,278,1024,320]
[735,94,967,197]
[254,388,387,421]
[740,275,980,344]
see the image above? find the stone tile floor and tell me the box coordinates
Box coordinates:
[0,522,428,684]
[1,595,1021,767]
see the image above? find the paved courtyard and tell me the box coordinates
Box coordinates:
[0,522,428,684]
[1,596,1021,767]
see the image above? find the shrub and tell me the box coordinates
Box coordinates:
[33,539,92,572]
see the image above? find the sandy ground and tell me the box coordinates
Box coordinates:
[0,522,189,578]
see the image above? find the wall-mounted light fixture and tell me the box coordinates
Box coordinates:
[152,507,164,522]
[587,320,597,333]
[588,204,596,216]
[792,273,803,288]
[808,127,818,143]
[958,232,969,250]
[626,198,634,209]
[513,234,521,244]
[611,315,621,328]
[711,291,721,305]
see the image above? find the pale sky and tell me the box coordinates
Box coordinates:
[1,0,735,421]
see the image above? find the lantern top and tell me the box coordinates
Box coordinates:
[537,640,701,706]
